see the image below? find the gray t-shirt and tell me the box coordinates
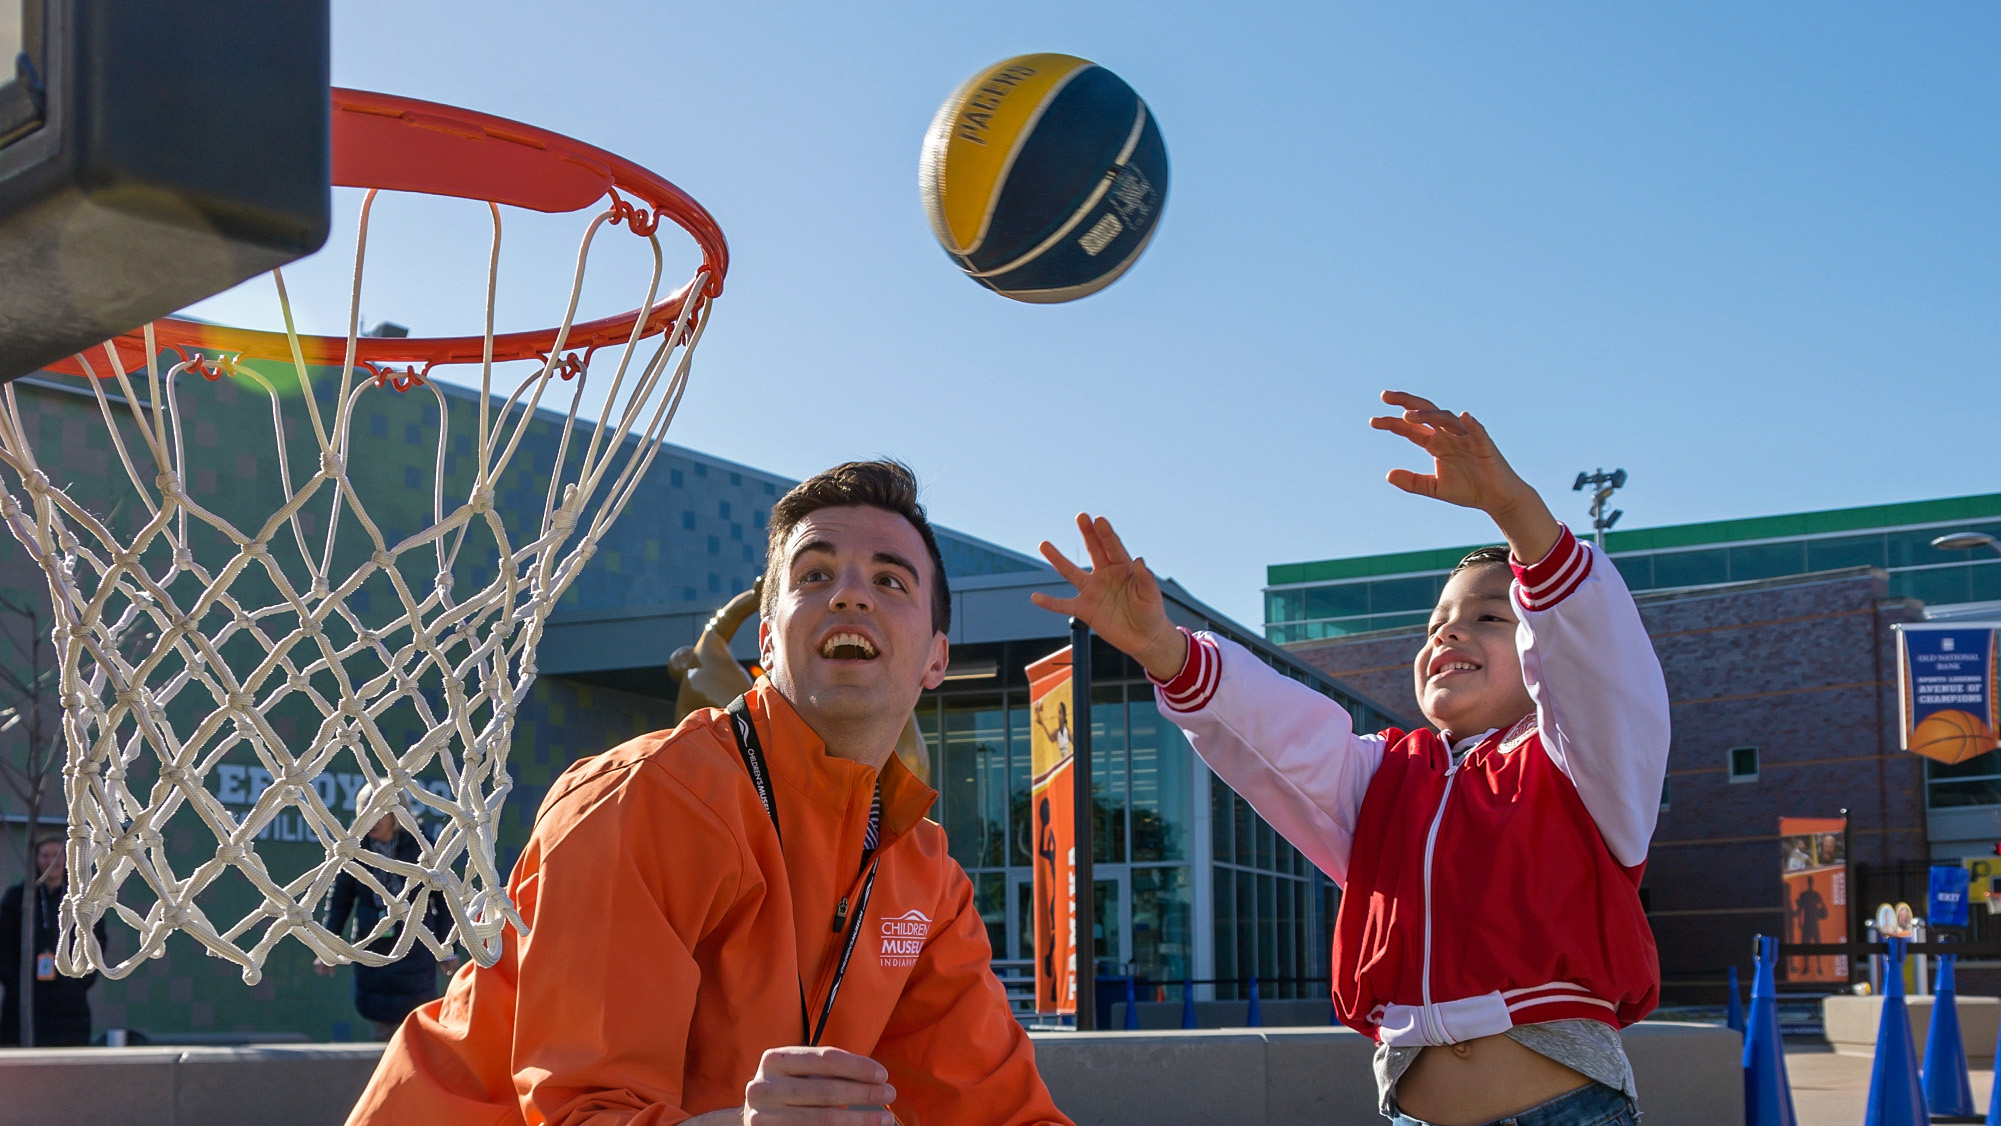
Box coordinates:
[1374,1019,1637,1117]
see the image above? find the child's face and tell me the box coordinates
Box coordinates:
[1412,563,1535,742]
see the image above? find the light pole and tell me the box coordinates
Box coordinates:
[1572,468,1628,551]
[1932,532,2001,558]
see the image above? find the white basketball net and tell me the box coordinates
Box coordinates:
[0,189,712,982]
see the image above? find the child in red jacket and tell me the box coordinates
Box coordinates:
[1034,391,1670,1126]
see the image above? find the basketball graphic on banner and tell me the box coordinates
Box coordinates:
[1911,708,1999,765]
[1898,626,2001,765]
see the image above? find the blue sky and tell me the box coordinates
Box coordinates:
[192,3,2001,628]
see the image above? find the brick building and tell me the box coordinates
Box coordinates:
[1285,566,1930,1003]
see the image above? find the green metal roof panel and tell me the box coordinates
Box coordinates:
[1267,542,1491,586]
[1266,492,2001,586]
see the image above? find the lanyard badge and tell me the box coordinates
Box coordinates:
[726,696,880,1047]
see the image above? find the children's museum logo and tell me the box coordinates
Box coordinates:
[879,909,931,968]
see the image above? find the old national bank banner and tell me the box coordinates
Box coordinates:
[1897,625,2001,765]
[1027,645,1077,1017]
[1779,816,1848,983]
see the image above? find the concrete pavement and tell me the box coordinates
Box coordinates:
[1787,1043,1994,1126]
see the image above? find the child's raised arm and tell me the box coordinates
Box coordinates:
[1372,390,1670,867]
[1030,516,1386,885]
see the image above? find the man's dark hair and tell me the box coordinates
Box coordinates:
[761,459,951,634]
[1449,545,1512,575]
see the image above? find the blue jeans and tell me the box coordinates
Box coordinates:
[1390,1082,1638,1126]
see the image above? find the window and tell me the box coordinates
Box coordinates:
[1654,548,1727,589]
[682,510,696,530]
[719,501,731,520]
[1727,542,1806,583]
[1302,584,1366,621]
[1728,746,1759,783]
[670,468,684,488]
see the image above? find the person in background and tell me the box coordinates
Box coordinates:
[317,785,460,1041]
[1,833,105,1046]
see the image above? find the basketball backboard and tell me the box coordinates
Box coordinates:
[0,0,332,381]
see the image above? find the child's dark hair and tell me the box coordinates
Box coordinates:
[1450,545,1512,574]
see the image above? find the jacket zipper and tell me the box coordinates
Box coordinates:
[1419,753,1462,1044]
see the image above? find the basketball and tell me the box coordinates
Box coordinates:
[919,53,1169,303]
[1910,708,1999,765]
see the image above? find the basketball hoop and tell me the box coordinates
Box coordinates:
[0,90,727,982]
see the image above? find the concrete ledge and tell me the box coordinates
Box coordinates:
[1109,997,1335,1029]
[1026,1021,1739,1126]
[1824,994,2000,1065]
[0,1022,1741,1126]
[0,1044,384,1126]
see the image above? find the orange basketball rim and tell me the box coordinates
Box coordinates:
[47,88,729,382]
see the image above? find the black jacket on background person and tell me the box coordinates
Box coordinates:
[322,828,455,1025]
[0,879,106,1046]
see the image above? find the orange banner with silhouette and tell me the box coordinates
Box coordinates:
[1028,645,1077,1017]
[1780,815,1848,983]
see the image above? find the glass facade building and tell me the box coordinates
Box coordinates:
[913,635,1351,1002]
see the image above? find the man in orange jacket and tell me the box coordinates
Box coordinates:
[348,461,1074,1126]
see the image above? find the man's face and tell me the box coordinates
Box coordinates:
[760,506,949,741]
[36,841,63,887]
[1412,564,1535,742]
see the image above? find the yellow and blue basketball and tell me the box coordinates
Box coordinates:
[920,54,1169,303]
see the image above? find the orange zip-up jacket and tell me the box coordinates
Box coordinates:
[346,681,1073,1126]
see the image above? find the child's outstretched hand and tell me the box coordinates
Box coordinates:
[1370,390,1562,564]
[1030,514,1189,682]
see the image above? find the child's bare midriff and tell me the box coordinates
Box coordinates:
[1395,1033,1592,1125]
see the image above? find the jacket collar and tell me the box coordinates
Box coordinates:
[745,678,936,839]
[1450,713,1539,767]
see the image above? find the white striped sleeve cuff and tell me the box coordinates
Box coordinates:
[1148,627,1220,713]
[1512,524,1593,611]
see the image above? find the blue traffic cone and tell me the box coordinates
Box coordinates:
[1727,964,1746,1033]
[1181,978,1197,1029]
[1123,975,1138,1030]
[1987,987,2001,1125]
[1246,977,1263,1027]
[1923,955,1976,1118]
[1865,937,1929,1126]
[1744,935,1798,1126]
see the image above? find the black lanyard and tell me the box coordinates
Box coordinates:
[726,696,879,1047]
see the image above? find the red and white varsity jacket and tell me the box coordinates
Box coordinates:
[1154,526,1670,1046]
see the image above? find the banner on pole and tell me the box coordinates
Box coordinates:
[1780,815,1848,983]
[1930,865,1972,928]
[1896,625,2001,765]
[1027,645,1077,1017]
